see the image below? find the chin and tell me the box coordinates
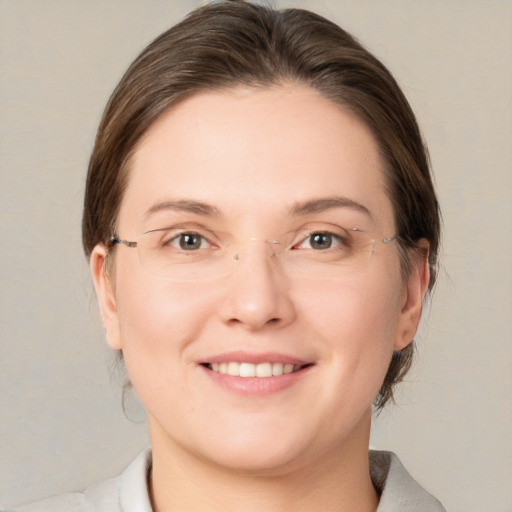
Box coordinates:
[200,439,310,476]
[152,415,314,476]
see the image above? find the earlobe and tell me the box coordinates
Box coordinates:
[394,243,430,350]
[90,245,122,350]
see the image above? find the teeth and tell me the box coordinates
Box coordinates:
[208,362,300,377]
[256,362,272,377]
[240,362,256,377]
[272,362,284,376]
[227,362,240,376]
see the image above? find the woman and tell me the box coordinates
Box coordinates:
[15,1,444,510]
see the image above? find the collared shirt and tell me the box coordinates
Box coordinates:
[12,449,446,512]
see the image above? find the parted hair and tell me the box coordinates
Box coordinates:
[82,0,440,409]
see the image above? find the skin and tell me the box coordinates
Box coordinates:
[90,84,429,512]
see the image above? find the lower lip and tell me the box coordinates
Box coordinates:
[199,365,312,396]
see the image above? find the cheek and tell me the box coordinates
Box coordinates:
[113,272,219,363]
[299,276,402,340]
[112,276,224,423]
[296,273,404,388]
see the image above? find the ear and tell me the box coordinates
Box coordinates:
[394,241,430,350]
[90,245,122,350]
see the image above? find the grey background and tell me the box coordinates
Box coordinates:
[1,1,511,510]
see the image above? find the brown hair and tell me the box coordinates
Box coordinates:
[82,0,440,409]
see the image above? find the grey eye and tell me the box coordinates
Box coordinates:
[309,232,334,250]
[174,233,206,250]
[295,231,344,251]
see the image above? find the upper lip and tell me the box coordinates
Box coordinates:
[200,351,311,366]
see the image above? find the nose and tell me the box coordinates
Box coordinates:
[219,242,296,330]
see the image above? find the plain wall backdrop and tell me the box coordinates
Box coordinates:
[1,1,511,510]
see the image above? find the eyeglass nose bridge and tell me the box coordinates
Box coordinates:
[232,237,282,261]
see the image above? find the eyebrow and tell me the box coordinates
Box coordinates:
[144,199,221,217]
[289,196,372,218]
[144,196,371,219]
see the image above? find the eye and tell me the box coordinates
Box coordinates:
[296,232,343,250]
[169,232,210,251]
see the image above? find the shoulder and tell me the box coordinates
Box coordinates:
[8,492,85,512]
[370,450,446,512]
[9,478,119,512]
[8,449,152,512]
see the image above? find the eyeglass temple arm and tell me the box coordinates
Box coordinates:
[111,236,137,248]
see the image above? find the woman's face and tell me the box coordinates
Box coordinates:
[92,85,426,474]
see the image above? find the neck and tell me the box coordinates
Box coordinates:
[148,412,379,512]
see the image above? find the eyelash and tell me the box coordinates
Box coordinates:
[294,231,346,251]
[159,229,349,252]
[165,231,216,251]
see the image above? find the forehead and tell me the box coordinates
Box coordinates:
[120,85,393,231]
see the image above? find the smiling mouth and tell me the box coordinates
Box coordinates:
[202,362,310,378]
